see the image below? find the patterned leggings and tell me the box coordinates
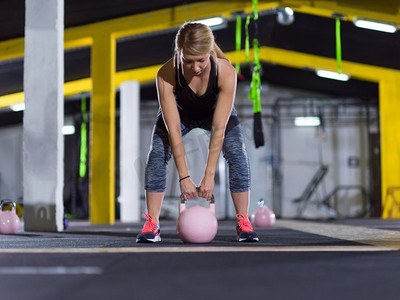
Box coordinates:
[144,109,251,193]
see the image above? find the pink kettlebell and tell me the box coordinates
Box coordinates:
[251,199,276,228]
[0,200,20,234]
[177,188,218,244]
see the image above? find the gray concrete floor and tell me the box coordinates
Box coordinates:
[0,218,399,300]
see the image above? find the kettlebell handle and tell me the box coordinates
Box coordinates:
[180,187,215,204]
[0,200,16,211]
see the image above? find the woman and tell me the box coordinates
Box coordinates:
[136,22,259,243]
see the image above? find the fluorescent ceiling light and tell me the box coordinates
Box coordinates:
[284,7,294,16]
[10,103,25,112]
[294,117,320,127]
[316,69,350,81]
[195,17,225,28]
[62,125,75,135]
[353,18,397,33]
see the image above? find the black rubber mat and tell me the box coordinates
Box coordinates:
[0,220,364,249]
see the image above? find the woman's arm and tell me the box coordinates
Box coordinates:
[198,59,237,200]
[156,61,198,200]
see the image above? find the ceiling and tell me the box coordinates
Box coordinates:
[0,0,399,126]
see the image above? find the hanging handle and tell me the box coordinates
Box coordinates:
[0,200,17,212]
[179,187,216,214]
[180,187,215,204]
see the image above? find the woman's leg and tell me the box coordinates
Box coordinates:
[137,123,171,242]
[231,191,250,216]
[223,124,258,241]
[144,118,191,222]
[144,123,172,221]
[146,191,164,224]
[222,124,251,214]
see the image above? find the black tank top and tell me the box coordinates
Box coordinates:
[174,57,219,121]
[156,57,239,132]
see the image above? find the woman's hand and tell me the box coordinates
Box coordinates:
[198,175,215,201]
[180,177,198,201]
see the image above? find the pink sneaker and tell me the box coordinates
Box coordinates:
[136,212,161,243]
[236,214,259,242]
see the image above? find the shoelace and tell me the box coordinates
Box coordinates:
[141,211,158,233]
[236,214,254,232]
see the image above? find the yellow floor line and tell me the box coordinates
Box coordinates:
[277,220,400,250]
[0,244,392,254]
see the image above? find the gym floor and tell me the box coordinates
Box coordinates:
[0,218,400,300]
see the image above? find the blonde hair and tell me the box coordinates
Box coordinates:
[173,22,228,76]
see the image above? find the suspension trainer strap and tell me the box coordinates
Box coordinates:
[79,94,88,178]
[235,14,242,74]
[336,18,342,74]
[248,0,264,148]
[245,14,252,62]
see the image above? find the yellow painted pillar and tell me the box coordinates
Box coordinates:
[90,33,116,224]
[380,76,400,218]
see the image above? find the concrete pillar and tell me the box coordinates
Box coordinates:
[119,81,140,222]
[23,0,64,231]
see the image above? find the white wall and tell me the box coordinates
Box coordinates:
[234,82,332,218]
[0,125,23,201]
[281,122,369,218]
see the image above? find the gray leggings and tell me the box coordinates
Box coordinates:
[144,110,251,193]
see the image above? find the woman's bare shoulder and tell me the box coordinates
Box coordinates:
[157,59,176,93]
[217,58,236,85]
[158,59,175,80]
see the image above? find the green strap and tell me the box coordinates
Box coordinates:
[249,70,262,112]
[79,94,88,178]
[336,18,342,74]
[249,38,262,113]
[248,0,261,113]
[252,0,259,20]
[253,38,260,70]
[248,0,264,148]
[245,15,252,62]
[235,15,242,74]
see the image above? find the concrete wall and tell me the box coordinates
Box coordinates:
[281,123,369,218]
[0,125,23,202]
